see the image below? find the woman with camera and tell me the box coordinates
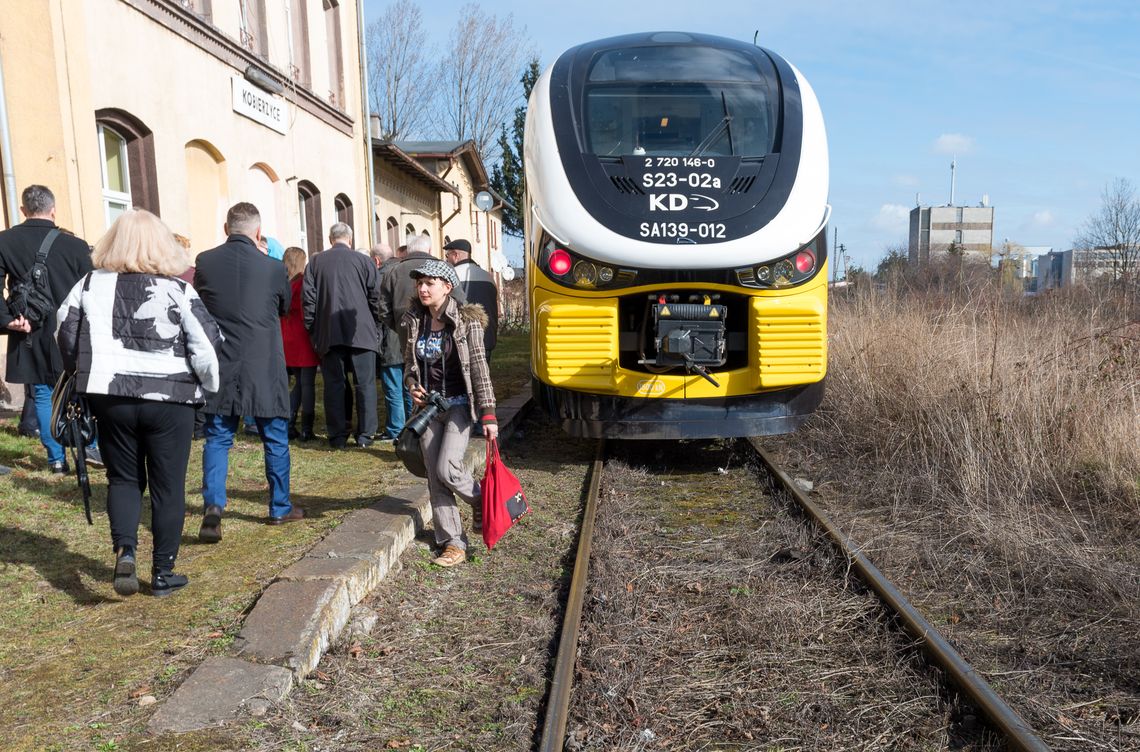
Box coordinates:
[402,259,496,567]
[56,209,222,596]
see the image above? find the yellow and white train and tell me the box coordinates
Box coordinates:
[525,32,829,439]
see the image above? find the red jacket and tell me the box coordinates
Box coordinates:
[281,275,319,367]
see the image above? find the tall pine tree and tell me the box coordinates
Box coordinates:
[491,58,540,238]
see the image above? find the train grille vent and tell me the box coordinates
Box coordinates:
[728,175,757,194]
[610,176,645,195]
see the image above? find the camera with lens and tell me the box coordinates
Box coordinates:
[404,390,452,437]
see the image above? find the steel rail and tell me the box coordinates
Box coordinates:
[748,439,1050,752]
[539,439,605,752]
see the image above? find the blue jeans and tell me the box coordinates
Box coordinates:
[378,363,406,439]
[202,414,292,518]
[33,383,65,463]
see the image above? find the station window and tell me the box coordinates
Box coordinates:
[405,223,415,239]
[323,0,345,108]
[98,125,131,226]
[334,193,353,235]
[386,216,399,250]
[291,0,311,87]
[177,0,212,21]
[297,180,322,256]
[239,0,269,59]
[95,109,160,223]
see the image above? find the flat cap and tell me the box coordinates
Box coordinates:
[443,238,472,254]
[410,258,461,288]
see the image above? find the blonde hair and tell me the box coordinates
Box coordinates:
[92,209,189,276]
[282,246,307,279]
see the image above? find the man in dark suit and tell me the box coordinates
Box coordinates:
[302,222,381,448]
[193,202,300,540]
[0,185,96,473]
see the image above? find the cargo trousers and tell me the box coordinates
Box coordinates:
[420,402,481,550]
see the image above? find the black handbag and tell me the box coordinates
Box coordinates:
[50,370,98,525]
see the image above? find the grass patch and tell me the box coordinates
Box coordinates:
[0,333,531,751]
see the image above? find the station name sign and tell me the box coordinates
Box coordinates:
[231,76,287,135]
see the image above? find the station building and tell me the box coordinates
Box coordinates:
[0,0,372,258]
[0,0,373,407]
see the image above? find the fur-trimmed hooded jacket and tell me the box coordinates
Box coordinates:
[401,295,496,425]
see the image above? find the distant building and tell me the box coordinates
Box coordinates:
[1039,245,1132,289]
[908,204,995,264]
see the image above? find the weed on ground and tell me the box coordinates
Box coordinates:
[565,439,999,751]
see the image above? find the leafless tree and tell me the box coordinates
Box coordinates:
[1074,178,1140,284]
[366,0,435,141]
[434,3,532,162]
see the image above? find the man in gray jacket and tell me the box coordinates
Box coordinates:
[303,223,381,448]
[370,243,406,439]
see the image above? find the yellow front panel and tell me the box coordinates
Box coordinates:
[532,281,828,397]
[533,292,620,392]
[752,293,827,388]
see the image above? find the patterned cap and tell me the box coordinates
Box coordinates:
[410,258,461,288]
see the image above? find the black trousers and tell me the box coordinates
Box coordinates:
[287,366,317,431]
[321,346,377,442]
[88,395,194,570]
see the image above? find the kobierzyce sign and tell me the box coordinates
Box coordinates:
[231,76,287,135]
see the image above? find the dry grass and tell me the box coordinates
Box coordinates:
[783,282,1140,750]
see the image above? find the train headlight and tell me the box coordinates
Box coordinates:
[548,248,573,276]
[773,259,794,283]
[795,250,816,274]
[571,261,598,286]
[756,265,771,283]
[597,266,615,284]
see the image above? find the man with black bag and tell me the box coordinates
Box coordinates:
[0,185,98,473]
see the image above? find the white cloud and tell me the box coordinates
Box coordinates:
[933,133,975,155]
[1030,210,1055,227]
[870,203,910,232]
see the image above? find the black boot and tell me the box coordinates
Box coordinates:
[152,567,189,597]
[299,414,315,442]
[113,545,138,596]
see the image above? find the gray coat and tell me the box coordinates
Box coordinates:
[193,234,291,417]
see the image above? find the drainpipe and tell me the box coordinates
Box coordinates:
[0,50,19,227]
[356,0,377,247]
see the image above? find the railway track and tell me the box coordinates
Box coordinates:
[539,437,1051,752]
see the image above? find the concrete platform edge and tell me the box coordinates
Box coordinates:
[147,387,533,736]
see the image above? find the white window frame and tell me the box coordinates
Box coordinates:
[297,191,308,252]
[97,123,132,226]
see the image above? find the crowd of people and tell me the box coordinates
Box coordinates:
[0,185,501,596]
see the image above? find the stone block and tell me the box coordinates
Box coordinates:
[146,656,292,735]
[230,579,351,679]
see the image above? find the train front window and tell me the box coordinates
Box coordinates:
[584,46,777,158]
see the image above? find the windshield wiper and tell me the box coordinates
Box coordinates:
[689,92,733,157]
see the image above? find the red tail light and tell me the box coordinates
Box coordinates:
[794,250,816,274]
[549,248,572,276]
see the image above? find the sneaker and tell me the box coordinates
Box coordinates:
[113,547,138,596]
[268,506,305,525]
[199,505,223,543]
[431,545,466,567]
[152,571,189,597]
[85,446,105,468]
[355,434,374,448]
[49,460,69,475]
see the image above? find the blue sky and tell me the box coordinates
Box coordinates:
[364,1,1140,272]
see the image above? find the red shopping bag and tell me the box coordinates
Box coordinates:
[481,438,530,549]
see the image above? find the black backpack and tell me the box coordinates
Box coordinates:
[7,228,60,329]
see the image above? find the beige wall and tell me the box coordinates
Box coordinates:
[375,171,441,253]
[0,0,100,235]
